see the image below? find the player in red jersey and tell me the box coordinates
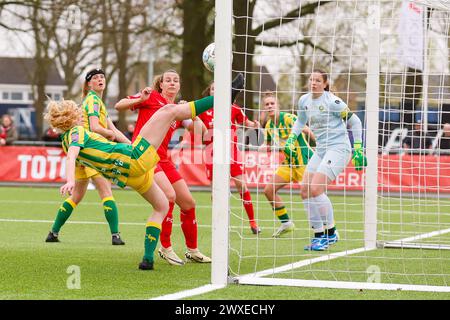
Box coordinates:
[197,82,261,234]
[115,70,210,266]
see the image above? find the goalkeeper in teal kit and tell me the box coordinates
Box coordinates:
[284,69,367,251]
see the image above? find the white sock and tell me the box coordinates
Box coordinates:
[303,198,324,233]
[311,193,335,230]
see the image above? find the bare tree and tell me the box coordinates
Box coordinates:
[178,0,214,100]
[29,1,62,138]
[1,1,99,137]
[0,1,34,29]
[233,0,332,109]
[102,0,154,131]
[53,1,103,100]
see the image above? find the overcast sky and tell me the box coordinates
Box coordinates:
[0,1,448,96]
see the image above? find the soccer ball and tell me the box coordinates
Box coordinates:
[202,43,215,72]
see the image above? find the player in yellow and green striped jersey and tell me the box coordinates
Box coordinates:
[45,73,244,270]
[46,68,130,246]
[260,92,315,238]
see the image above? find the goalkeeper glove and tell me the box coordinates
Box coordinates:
[351,141,367,171]
[284,133,298,160]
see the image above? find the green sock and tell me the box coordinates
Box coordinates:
[275,206,290,224]
[190,96,214,117]
[102,197,119,234]
[144,222,161,262]
[51,198,77,233]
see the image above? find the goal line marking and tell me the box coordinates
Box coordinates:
[0,218,364,233]
[235,227,450,292]
[150,284,226,300]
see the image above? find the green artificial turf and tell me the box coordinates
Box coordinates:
[0,186,448,300]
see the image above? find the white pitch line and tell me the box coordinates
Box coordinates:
[0,218,207,229]
[235,227,450,292]
[237,277,450,293]
[386,228,450,243]
[0,218,142,226]
[0,218,365,234]
[150,284,226,300]
[239,247,374,279]
[0,199,213,209]
[151,227,450,299]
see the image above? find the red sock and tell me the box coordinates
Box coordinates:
[160,202,175,248]
[180,207,197,250]
[240,190,256,226]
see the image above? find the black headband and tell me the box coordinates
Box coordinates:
[85,68,105,82]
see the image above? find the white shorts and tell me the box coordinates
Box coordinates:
[306,148,351,181]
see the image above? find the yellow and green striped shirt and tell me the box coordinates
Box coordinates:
[82,90,109,130]
[265,112,313,166]
[62,126,131,188]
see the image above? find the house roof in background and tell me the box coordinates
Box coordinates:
[252,65,276,92]
[0,57,65,86]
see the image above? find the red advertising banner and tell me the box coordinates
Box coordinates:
[0,146,66,182]
[171,148,450,194]
[1,146,449,194]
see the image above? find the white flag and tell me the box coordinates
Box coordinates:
[398,1,424,70]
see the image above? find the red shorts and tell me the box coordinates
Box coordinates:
[204,142,244,181]
[205,162,244,181]
[154,160,183,184]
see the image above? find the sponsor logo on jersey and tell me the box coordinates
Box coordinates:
[71,132,79,143]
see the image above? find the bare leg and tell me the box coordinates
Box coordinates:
[264,174,289,209]
[139,104,196,150]
[172,179,196,211]
[91,176,113,199]
[140,181,169,224]
[300,171,314,200]
[153,172,177,203]
[231,175,247,194]
[310,172,331,198]
[69,179,90,204]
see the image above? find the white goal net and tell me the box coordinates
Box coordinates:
[211,0,450,292]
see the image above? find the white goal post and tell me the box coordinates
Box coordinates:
[211,0,450,292]
[211,0,232,286]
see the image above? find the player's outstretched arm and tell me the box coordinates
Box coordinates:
[137,73,245,151]
[114,87,152,111]
[89,116,115,141]
[107,118,131,144]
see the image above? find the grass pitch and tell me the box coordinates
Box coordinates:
[0,186,449,300]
